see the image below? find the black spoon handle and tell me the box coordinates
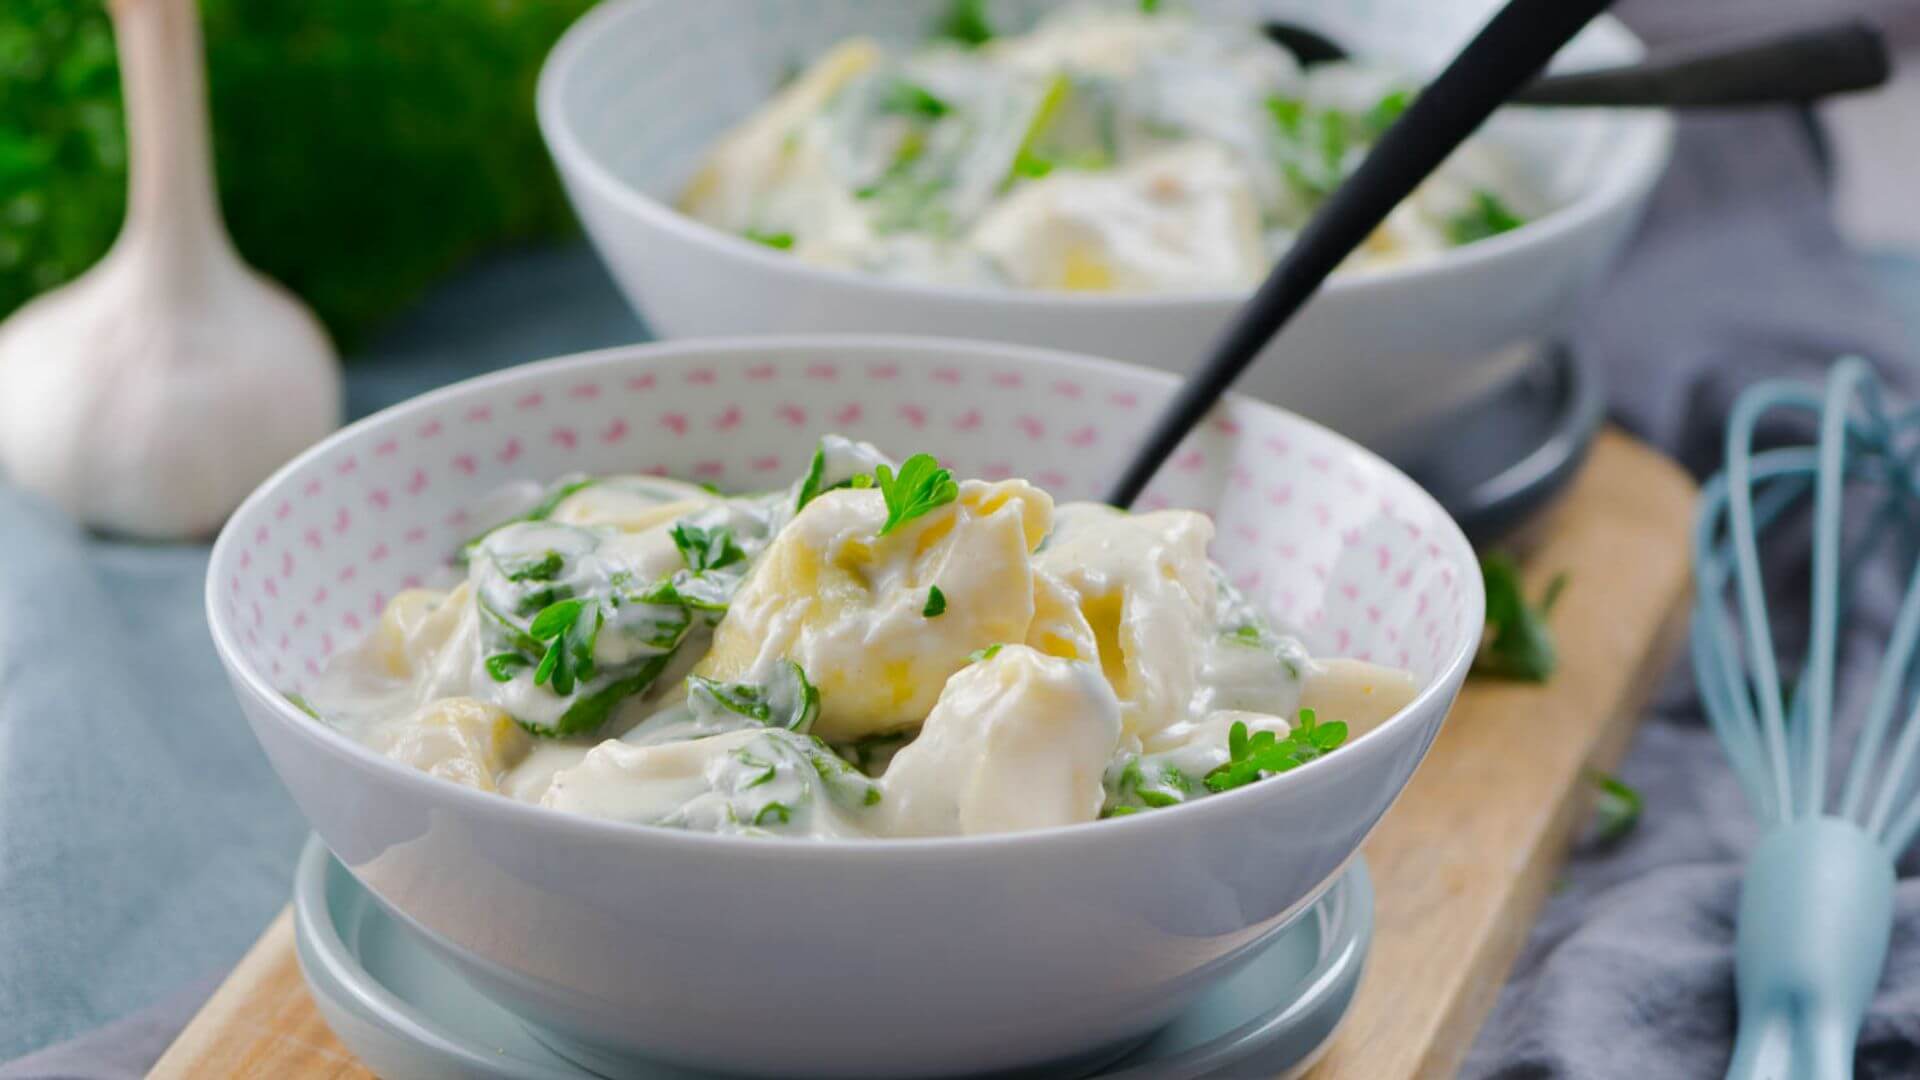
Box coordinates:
[1106,0,1616,509]
[1513,20,1889,106]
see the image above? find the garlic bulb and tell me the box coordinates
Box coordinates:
[0,0,340,539]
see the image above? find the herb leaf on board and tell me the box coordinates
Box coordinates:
[1588,770,1643,844]
[1474,553,1566,682]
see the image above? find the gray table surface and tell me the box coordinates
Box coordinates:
[4,92,1920,1080]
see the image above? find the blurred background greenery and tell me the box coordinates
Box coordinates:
[0,0,597,350]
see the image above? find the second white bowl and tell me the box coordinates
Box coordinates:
[537,0,1671,446]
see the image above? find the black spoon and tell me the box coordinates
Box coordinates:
[1106,0,1616,509]
[1265,18,1890,107]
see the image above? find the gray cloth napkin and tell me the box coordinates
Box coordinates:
[6,71,1920,1080]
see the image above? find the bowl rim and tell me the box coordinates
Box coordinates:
[208,333,1485,858]
[534,0,1675,312]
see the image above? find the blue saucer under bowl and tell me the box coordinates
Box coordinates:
[292,836,1373,1079]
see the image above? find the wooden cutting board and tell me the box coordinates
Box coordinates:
[152,428,1696,1080]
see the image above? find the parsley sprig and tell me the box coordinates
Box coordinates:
[880,79,951,119]
[671,522,746,574]
[744,229,794,250]
[1474,553,1566,682]
[1588,769,1643,844]
[689,660,821,733]
[1203,711,1348,793]
[527,597,601,696]
[938,0,993,46]
[1448,190,1525,246]
[875,453,958,535]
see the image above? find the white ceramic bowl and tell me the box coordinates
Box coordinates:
[536,0,1672,447]
[207,336,1483,1078]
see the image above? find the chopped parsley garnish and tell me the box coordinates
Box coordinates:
[795,441,879,512]
[1363,88,1412,139]
[484,653,530,682]
[795,446,829,511]
[671,521,747,574]
[938,0,994,47]
[806,739,884,806]
[1448,190,1525,245]
[880,79,951,119]
[875,453,958,535]
[1589,770,1643,844]
[744,229,795,250]
[736,750,779,789]
[640,573,730,614]
[1012,152,1054,179]
[923,585,947,618]
[285,693,322,720]
[1473,553,1565,682]
[500,549,565,583]
[845,731,912,774]
[857,171,952,234]
[1220,620,1303,679]
[1266,95,1304,137]
[528,597,601,696]
[967,643,1004,664]
[688,660,821,733]
[753,802,793,826]
[1203,711,1348,793]
[1112,757,1192,809]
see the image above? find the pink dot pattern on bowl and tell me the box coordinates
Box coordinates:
[215,348,1475,696]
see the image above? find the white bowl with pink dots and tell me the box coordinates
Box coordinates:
[207,335,1482,1078]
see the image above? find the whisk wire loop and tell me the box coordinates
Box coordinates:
[1697,358,1920,835]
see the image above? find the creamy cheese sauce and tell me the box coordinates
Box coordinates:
[679,4,1531,292]
[304,435,1418,839]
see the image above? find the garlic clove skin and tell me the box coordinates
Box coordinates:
[0,239,341,540]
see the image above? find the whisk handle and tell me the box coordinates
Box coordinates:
[1726,818,1894,1080]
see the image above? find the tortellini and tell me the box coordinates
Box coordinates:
[369,697,530,794]
[883,646,1120,836]
[307,435,1418,840]
[678,6,1532,290]
[696,479,1051,740]
[1035,504,1218,746]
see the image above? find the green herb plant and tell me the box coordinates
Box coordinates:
[2,0,595,346]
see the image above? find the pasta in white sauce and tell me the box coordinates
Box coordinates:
[303,435,1418,839]
[680,4,1531,292]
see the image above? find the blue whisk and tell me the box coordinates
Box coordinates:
[1694,357,1918,1079]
